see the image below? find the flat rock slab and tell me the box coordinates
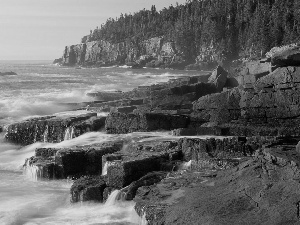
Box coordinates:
[134,147,300,225]
[5,112,105,145]
[25,141,123,179]
[105,112,190,134]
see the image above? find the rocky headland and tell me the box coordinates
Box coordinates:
[5,44,300,224]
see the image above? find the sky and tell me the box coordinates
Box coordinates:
[0,0,187,60]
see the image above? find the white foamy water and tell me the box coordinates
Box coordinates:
[0,60,206,224]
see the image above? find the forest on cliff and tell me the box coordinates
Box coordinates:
[82,0,300,62]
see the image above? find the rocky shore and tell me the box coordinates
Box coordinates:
[5,44,300,224]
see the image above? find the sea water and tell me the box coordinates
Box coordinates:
[0,60,205,224]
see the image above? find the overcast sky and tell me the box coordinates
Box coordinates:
[0,0,187,60]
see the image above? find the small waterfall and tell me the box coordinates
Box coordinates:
[180,160,192,170]
[64,126,75,141]
[43,125,49,142]
[105,190,121,206]
[23,159,43,181]
[102,161,112,176]
[141,212,148,225]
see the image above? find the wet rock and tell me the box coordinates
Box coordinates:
[105,112,190,134]
[122,171,167,201]
[134,145,300,225]
[105,141,180,189]
[5,113,105,145]
[70,176,107,203]
[24,142,123,179]
[177,137,255,170]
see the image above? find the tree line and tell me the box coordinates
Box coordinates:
[82,0,300,62]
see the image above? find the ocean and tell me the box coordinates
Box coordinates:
[0,60,203,225]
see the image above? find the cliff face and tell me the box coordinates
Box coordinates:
[61,37,182,67]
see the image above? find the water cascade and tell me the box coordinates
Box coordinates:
[64,126,75,141]
[23,159,43,181]
[141,212,148,225]
[180,160,192,171]
[105,190,122,206]
[101,161,113,176]
[43,125,49,142]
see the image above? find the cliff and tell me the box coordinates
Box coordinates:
[61,37,186,69]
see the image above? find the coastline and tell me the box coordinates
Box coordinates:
[4,46,300,224]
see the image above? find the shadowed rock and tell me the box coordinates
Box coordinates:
[105,112,190,134]
[134,143,300,225]
[5,113,105,145]
[70,176,107,203]
[24,142,123,179]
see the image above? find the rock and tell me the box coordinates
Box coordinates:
[24,142,123,179]
[61,37,182,67]
[121,171,167,200]
[105,141,180,189]
[192,87,241,124]
[86,91,123,102]
[134,145,300,225]
[53,58,63,64]
[70,176,107,203]
[5,113,105,145]
[0,126,2,133]
[177,137,255,170]
[111,106,137,114]
[208,65,228,91]
[105,112,190,134]
[270,44,300,67]
[0,71,17,76]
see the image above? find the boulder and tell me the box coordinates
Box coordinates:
[208,65,228,91]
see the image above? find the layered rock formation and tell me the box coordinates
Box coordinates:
[61,37,184,68]
[5,113,105,145]
[193,48,300,136]
[134,140,300,225]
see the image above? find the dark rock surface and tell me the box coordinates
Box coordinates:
[70,176,107,203]
[105,141,180,189]
[134,144,300,225]
[25,141,123,179]
[121,171,167,201]
[5,113,105,145]
[105,112,190,134]
[208,65,228,91]
[193,65,300,136]
[271,45,300,67]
